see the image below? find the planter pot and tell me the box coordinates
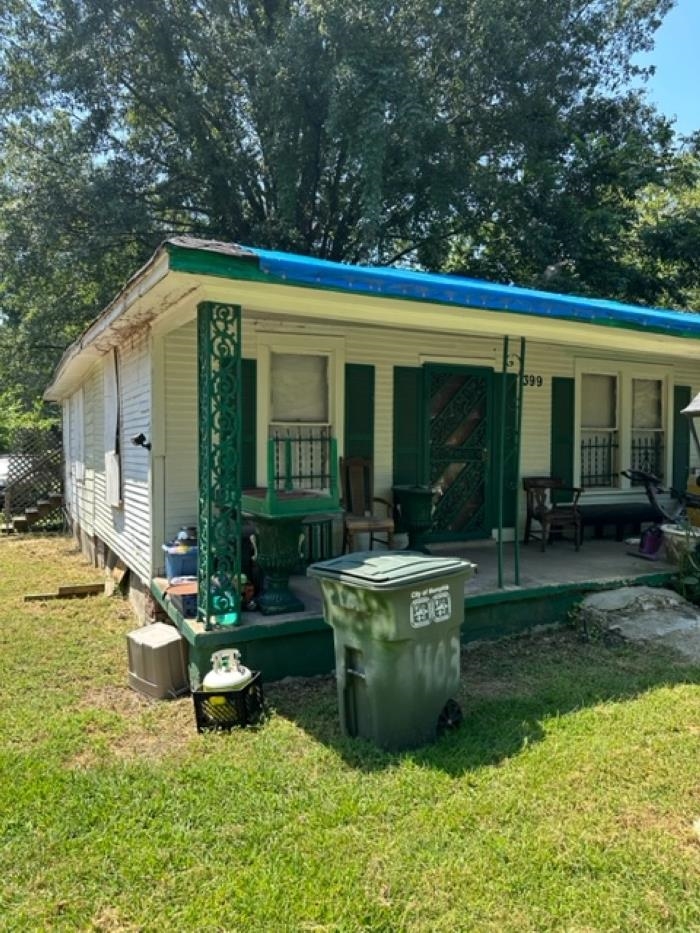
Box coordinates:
[660,524,700,566]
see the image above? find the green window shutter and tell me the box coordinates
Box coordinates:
[673,385,691,494]
[344,364,375,460]
[393,367,424,484]
[551,377,575,498]
[493,373,519,525]
[241,358,256,488]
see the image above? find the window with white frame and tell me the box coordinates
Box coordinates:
[270,353,329,424]
[580,373,619,487]
[576,361,669,489]
[257,334,344,492]
[631,378,664,478]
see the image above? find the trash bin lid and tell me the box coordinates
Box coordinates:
[308,551,475,589]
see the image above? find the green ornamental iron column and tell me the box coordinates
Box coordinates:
[198,302,242,630]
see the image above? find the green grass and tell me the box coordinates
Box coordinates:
[2,535,700,931]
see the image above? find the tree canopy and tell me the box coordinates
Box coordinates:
[1,0,698,426]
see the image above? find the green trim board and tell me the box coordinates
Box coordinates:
[550,376,575,501]
[345,364,375,460]
[168,245,274,282]
[166,240,700,341]
[150,578,334,686]
[152,568,677,684]
[673,385,691,493]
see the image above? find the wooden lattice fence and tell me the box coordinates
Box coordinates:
[2,428,64,531]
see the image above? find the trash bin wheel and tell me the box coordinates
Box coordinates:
[437,698,463,735]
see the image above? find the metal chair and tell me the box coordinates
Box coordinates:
[339,457,394,553]
[523,476,583,551]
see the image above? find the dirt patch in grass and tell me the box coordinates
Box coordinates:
[69,687,196,768]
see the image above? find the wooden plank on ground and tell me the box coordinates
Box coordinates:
[24,582,105,602]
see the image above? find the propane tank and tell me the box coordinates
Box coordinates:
[202,649,253,692]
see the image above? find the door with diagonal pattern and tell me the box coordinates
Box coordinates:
[425,365,492,540]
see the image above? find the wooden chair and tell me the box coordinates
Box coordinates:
[523,476,583,552]
[340,457,394,553]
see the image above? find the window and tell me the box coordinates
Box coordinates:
[257,334,344,490]
[580,373,618,487]
[576,360,669,490]
[270,353,329,424]
[631,378,664,477]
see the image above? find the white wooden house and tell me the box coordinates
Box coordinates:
[44,237,700,682]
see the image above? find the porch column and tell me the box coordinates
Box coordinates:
[197,302,242,629]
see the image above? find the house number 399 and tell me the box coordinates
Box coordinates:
[522,374,543,387]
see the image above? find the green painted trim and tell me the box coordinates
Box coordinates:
[166,244,700,341]
[153,567,678,682]
[551,376,575,501]
[168,245,276,282]
[150,579,330,646]
[673,385,692,493]
[345,363,375,460]
[464,570,676,608]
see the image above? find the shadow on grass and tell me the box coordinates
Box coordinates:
[264,627,700,776]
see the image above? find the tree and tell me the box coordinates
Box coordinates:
[621,138,700,310]
[0,0,680,411]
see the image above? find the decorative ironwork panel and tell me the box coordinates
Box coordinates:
[630,432,664,480]
[270,426,333,491]
[427,368,490,537]
[198,302,242,629]
[580,432,619,487]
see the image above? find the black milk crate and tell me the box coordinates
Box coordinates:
[192,671,265,732]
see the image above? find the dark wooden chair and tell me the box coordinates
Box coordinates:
[339,457,394,553]
[523,476,583,552]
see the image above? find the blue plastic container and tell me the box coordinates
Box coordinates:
[162,544,198,580]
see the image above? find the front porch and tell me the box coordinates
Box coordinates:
[151,537,678,686]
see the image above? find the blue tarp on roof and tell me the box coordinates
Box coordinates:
[244,245,700,339]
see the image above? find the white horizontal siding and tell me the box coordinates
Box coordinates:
[91,310,700,575]
[245,317,700,526]
[163,321,198,542]
[91,329,153,580]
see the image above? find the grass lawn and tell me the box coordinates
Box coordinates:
[1,535,700,931]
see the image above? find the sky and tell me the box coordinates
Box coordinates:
[634,0,700,137]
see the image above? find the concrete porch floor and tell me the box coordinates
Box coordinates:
[258,536,678,624]
[155,537,677,630]
[433,537,676,595]
[152,535,679,684]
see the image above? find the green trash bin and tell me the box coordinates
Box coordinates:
[308,551,476,751]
